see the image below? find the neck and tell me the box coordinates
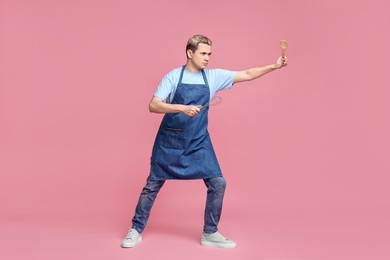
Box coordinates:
[185,61,201,73]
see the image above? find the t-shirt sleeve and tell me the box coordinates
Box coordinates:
[154,72,175,102]
[212,69,236,92]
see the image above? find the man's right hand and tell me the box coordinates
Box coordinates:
[182,105,201,117]
[149,96,201,116]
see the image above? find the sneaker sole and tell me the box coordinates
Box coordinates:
[201,240,237,249]
[121,236,142,248]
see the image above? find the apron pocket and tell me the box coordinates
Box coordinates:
[160,127,185,149]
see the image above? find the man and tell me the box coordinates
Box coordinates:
[122,35,288,249]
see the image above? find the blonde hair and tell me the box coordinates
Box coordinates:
[186,35,212,58]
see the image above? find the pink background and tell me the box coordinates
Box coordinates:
[1,0,389,259]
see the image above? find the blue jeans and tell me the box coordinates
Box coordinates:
[131,176,226,234]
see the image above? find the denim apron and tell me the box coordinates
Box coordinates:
[150,66,222,180]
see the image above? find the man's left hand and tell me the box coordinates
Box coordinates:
[275,56,288,69]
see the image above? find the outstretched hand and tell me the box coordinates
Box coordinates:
[182,105,201,117]
[275,56,288,69]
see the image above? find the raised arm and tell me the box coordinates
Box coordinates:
[234,56,288,83]
[149,96,201,117]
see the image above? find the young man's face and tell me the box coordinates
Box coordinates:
[188,43,212,70]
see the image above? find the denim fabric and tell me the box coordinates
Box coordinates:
[150,67,223,180]
[131,176,165,233]
[203,176,226,233]
[131,176,226,234]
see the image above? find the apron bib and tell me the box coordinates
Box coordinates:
[150,66,222,180]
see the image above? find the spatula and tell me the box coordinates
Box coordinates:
[280,39,288,57]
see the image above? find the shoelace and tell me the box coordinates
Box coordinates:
[211,232,229,241]
[126,229,137,240]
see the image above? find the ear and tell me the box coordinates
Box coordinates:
[186,49,193,59]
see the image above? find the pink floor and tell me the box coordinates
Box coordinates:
[2,202,389,260]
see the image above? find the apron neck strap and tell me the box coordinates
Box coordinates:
[201,69,208,86]
[178,66,186,84]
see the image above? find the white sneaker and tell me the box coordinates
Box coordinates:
[201,231,237,248]
[121,228,142,248]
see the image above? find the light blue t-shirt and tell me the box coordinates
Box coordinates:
[154,67,236,103]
